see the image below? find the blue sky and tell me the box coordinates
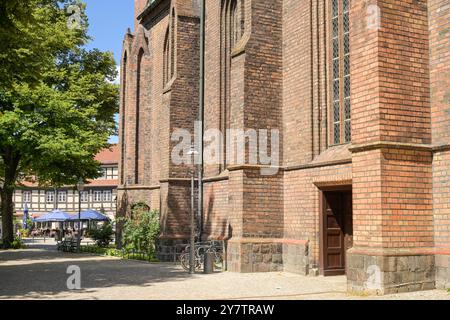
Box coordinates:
[83,0,135,144]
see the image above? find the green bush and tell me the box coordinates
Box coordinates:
[11,237,26,249]
[121,207,160,259]
[90,223,114,248]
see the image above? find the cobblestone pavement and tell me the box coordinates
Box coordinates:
[0,242,449,300]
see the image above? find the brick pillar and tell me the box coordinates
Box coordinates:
[348,0,435,295]
[429,0,450,289]
[225,0,284,273]
[156,3,201,262]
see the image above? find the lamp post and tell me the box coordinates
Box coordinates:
[76,179,85,252]
[187,144,199,274]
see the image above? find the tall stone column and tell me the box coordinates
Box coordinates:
[348,0,435,294]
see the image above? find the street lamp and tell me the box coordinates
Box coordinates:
[76,178,85,252]
[187,144,199,274]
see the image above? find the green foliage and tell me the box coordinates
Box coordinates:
[0,0,119,247]
[0,0,89,88]
[122,207,161,259]
[11,236,26,249]
[90,223,114,248]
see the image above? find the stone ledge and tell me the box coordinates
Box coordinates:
[349,141,433,153]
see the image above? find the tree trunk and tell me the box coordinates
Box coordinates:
[1,186,14,248]
[1,148,21,248]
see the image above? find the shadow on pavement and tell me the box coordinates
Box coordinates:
[0,246,191,299]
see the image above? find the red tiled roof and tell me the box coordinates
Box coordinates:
[86,179,119,187]
[95,145,119,165]
[17,146,119,188]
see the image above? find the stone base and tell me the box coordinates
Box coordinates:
[347,249,436,295]
[227,238,309,274]
[282,240,309,275]
[435,254,450,289]
[227,238,284,273]
[156,238,189,262]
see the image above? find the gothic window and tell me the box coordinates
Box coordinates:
[220,0,245,171]
[163,9,176,86]
[120,52,127,185]
[170,8,176,79]
[163,28,170,85]
[231,0,244,47]
[331,0,351,145]
[135,49,144,184]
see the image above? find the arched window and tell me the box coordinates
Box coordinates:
[330,0,351,145]
[220,0,245,171]
[170,8,176,79]
[231,0,244,48]
[120,52,128,185]
[163,28,170,85]
[135,48,144,184]
[163,9,176,87]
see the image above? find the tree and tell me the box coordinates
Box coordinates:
[0,1,119,248]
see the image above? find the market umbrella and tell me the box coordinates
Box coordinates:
[35,210,72,222]
[70,210,110,222]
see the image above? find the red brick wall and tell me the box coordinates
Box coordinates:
[118,0,449,279]
[350,0,381,145]
[203,179,230,240]
[282,0,313,165]
[433,151,450,248]
[429,0,450,249]
[120,1,200,231]
[351,0,434,250]
[284,163,352,265]
[135,0,148,30]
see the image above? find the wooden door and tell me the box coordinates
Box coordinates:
[322,190,353,276]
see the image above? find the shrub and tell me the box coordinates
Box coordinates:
[90,223,114,248]
[122,207,160,259]
[11,237,26,249]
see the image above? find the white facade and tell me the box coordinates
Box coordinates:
[13,164,119,220]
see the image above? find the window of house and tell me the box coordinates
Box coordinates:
[58,191,67,203]
[331,0,351,145]
[46,191,55,204]
[80,191,89,203]
[23,191,31,203]
[103,190,112,202]
[94,191,102,202]
[99,168,107,179]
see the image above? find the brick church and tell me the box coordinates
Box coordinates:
[118,0,449,294]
